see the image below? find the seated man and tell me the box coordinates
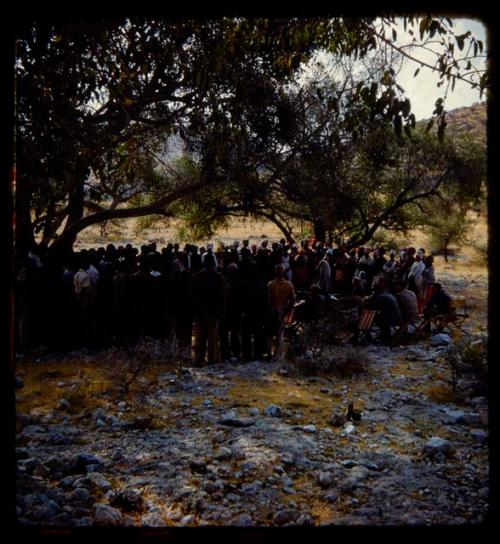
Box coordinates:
[294,283,326,323]
[395,280,420,328]
[422,283,452,332]
[368,283,403,344]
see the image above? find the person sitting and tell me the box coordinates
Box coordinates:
[422,283,452,332]
[368,283,402,344]
[294,283,326,323]
[395,280,420,329]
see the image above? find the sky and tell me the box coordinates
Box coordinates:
[393,18,487,120]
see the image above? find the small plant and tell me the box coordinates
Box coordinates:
[108,338,157,395]
[295,345,369,377]
[441,334,488,396]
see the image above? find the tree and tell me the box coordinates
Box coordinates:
[15,16,488,250]
[427,209,476,261]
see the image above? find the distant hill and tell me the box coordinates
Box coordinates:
[419,101,486,147]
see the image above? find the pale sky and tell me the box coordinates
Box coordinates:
[393,18,487,120]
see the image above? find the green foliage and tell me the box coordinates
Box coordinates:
[442,335,488,395]
[426,209,476,258]
[370,228,410,250]
[15,17,487,249]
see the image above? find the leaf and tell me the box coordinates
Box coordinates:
[419,17,431,40]
[392,28,397,41]
[414,68,420,77]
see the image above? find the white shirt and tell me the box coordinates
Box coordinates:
[408,260,425,278]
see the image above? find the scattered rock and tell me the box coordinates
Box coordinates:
[214,447,233,459]
[72,453,103,474]
[264,404,283,417]
[273,509,299,526]
[323,490,339,502]
[296,514,315,526]
[442,409,466,425]
[241,481,262,495]
[203,480,224,494]
[233,513,253,526]
[94,503,123,525]
[140,512,166,526]
[470,429,488,444]
[109,488,146,512]
[423,437,456,459]
[69,487,91,504]
[317,471,335,488]
[430,334,453,347]
[57,399,71,411]
[189,458,208,473]
[341,459,358,468]
[87,472,113,493]
[218,411,256,427]
[34,499,61,521]
[303,424,317,433]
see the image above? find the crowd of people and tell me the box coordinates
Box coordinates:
[15,237,450,363]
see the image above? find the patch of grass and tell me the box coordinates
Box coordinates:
[425,385,455,403]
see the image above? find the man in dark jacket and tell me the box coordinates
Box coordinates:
[422,283,453,332]
[219,263,247,362]
[368,283,402,344]
[190,253,226,366]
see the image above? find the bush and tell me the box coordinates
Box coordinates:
[107,338,157,395]
[295,345,369,377]
[441,334,488,396]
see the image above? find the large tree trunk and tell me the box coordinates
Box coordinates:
[51,180,207,251]
[56,176,85,250]
[259,212,295,244]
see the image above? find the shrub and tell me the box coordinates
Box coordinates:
[441,334,488,396]
[295,345,369,377]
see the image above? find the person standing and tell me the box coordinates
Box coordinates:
[407,253,426,315]
[190,253,226,366]
[267,264,296,361]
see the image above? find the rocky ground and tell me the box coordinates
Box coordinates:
[15,343,489,527]
[15,266,489,528]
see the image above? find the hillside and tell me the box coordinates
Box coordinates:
[420,101,486,147]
